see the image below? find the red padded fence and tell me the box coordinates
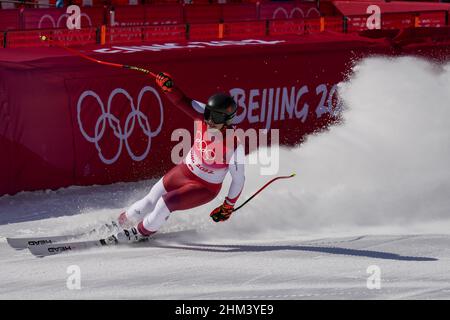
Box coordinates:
[6,29,51,48]
[0,9,20,31]
[144,4,184,25]
[324,16,344,32]
[222,3,259,22]
[345,15,368,33]
[268,17,343,36]
[106,26,143,44]
[184,4,223,23]
[269,19,305,36]
[142,24,186,42]
[223,21,266,39]
[188,23,220,40]
[2,12,449,48]
[382,13,415,30]
[417,11,447,27]
[345,12,423,33]
[5,27,98,48]
[22,7,105,30]
[107,4,185,26]
[109,5,147,27]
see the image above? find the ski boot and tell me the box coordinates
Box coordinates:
[106,223,156,245]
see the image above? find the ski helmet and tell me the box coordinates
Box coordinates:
[204,93,237,125]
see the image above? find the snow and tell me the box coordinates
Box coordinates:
[1,56,450,299]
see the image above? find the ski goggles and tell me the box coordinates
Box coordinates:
[204,107,235,124]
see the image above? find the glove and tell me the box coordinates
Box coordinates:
[210,202,234,222]
[155,72,173,92]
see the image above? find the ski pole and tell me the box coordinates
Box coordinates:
[39,35,157,78]
[232,173,296,213]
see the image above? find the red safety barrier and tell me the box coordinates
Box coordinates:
[393,26,450,46]
[6,29,51,48]
[5,28,98,48]
[107,5,186,27]
[324,16,344,32]
[345,15,369,33]
[345,11,443,34]
[142,24,186,42]
[108,5,146,27]
[106,26,143,44]
[269,19,305,36]
[222,3,258,22]
[223,21,266,39]
[333,0,450,16]
[305,18,323,34]
[382,13,415,30]
[417,11,447,27]
[188,23,220,40]
[184,4,223,23]
[51,28,98,46]
[0,32,4,48]
[22,7,104,30]
[302,17,344,34]
[319,0,340,16]
[0,8,20,32]
[144,4,184,25]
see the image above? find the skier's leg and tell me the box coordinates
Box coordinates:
[116,164,221,242]
[139,182,221,234]
[121,178,167,225]
[121,163,196,225]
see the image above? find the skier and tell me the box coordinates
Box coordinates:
[112,72,246,243]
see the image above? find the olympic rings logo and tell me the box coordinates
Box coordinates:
[38,13,93,29]
[195,131,216,162]
[272,7,321,19]
[77,87,164,165]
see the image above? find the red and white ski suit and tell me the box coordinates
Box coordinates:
[125,87,245,234]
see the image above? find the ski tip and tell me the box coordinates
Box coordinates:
[6,238,26,250]
[30,252,46,258]
[27,246,58,258]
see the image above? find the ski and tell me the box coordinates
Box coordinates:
[7,233,85,250]
[6,221,120,250]
[28,238,112,257]
[27,229,197,257]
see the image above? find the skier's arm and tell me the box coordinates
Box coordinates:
[210,144,245,223]
[225,144,245,206]
[155,72,204,120]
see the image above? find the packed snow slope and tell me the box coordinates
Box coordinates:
[0,56,449,299]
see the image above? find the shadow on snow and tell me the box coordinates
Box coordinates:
[147,242,438,262]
